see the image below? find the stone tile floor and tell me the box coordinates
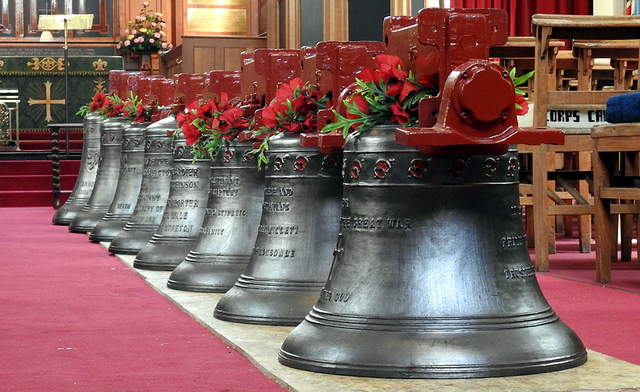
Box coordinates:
[108,245,640,392]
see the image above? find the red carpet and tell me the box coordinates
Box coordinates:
[0,207,285,391]
[0,160,78,207]
[2,207,640,391]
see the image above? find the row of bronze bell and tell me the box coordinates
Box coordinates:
[52,7,587,379]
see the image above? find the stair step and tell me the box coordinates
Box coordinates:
[18,140,83,151]
[0,174,77,191]
[14,131,84,141]
[0,190,70,207]
[0,160,81,175]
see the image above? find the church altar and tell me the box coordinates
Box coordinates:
[0,56,123,131]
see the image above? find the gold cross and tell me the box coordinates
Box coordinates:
[28,81,65,122]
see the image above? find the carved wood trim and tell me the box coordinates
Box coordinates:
[1,0,11,33]
[285,0,300,49]
[97,0,108,34]
[323,0,348,41]
[27,0,36,34]
[15,0,23,37]
[266,0,279,48]
[390,0,411,16]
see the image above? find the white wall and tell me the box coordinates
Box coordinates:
[593,0,625,16]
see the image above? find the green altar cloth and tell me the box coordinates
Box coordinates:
[0,56,124,131]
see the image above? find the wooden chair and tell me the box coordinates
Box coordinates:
[592,124,640,283]
[530,15,640,273]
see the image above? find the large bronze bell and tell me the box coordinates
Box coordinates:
[88,121,147,242]
[109,74,199,255]
[51,111,103,225]
[279,7,585,378]
[167,139,265,291]
[68,71,143,233]
[279,127,586,378]
[132,131,211,270]
[213,132,343,325]
[107,114,175,254]
[88,76,164,242]
[131,73,210,270]
[167,70,265,292]
[68,115,127,233]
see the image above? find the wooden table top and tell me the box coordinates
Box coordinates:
[531,14,640,39]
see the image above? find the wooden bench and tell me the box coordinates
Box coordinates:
[530,14,640,274]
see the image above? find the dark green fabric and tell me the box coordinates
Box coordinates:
[0,56,123,130]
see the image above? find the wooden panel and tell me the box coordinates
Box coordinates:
[595,136,640,152]
[610,204,640,214]
[182,35,267,74]
[224,47,243,71]
[547,90,631,106]
[601,187,640,200]
[548,205,595,215]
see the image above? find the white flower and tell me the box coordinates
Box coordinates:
[149,38,154,44]
[116,44,121,49]
[143,2,149,6]
[154,32,161,38]
[161,42,167,49]
[124,28,129,34]
[124,40,131,46]
[151,22,156,27]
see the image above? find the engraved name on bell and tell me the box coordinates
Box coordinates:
[319,288,350,303]
[205,208,247,217]
[210,176,240,196]
[258,225,299,235]
[264,187,294,197]
[76,181,95,195]
[340,216,412,230]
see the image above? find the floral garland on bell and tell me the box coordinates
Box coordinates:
[321,54,438,137]
[76,92,125,118]
[321,54,533,138]
[176,92,252,159]
[252,78,330,167]
[122,92,158,123]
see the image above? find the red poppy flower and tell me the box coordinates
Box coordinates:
[275,78,304,101]
[347,94,370,118]
[390,102,411,125]
[182,124,201,145]
[399,79,419,102]
[221,106,243,126]
[386,81,403,97]
[262,100,289,128]
[515,94,529,116]
[358,68,383,84]
[375,54,403,72]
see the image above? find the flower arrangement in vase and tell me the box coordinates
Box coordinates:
[116,2,173,55]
